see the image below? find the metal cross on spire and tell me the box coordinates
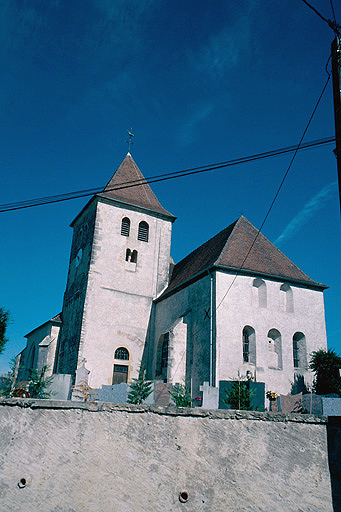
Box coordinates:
[126,128,134,153]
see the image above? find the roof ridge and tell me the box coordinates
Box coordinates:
[101,154,175,218]
[214,216,242,266]
[159,215,326,300]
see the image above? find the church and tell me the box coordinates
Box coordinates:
[16,153,328,398]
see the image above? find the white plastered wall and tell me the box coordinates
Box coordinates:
[153,275,211,394]
[77,199,173,388]
[215,270,328,395]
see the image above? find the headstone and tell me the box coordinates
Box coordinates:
[154,382,171,406]
[142,382,155,405]
[71,362,91,401]
[321,396,341,416]
[200,381,219,409]
[279,393,302,414]
[49,374,72,400]
[302,394,323,415]
[219,380,265,411]
[94,383,128,403]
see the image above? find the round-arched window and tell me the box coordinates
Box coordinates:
[138,221,149,242]
[114,347,129,360]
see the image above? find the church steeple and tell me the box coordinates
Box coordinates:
[100,153,175,219]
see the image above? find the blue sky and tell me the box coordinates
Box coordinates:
[1,0,340,374]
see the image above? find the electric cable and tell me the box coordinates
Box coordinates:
[215,74,331,312]
[0,136,335,213]
[301,0,340,34]
[187,73,331,347]
[330,0,337,24]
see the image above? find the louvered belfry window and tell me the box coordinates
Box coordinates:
[121,217,130,237]
[138,221,149,242]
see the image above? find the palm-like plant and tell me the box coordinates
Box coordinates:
[309,349,341,396]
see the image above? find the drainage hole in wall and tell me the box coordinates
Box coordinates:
[179,491,189,503]
[18,478,26,489]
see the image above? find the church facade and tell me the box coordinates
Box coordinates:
[16,154,328,397]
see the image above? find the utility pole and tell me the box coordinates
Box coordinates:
[301,2,341,212]
[331,36,341,213]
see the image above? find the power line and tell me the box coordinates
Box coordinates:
[330,0,337,24]
[215,73,331,312]
[0,136,335,213]
[188,73,331,345]
[301,0,340,34]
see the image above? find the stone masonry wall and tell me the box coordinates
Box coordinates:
[0,399,339,512]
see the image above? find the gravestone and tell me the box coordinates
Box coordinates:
[71,361,91,401]
[321,396,341,416]
[49,374,72,400]
[154,382,171,406]
[279,393,302,414]
[219,380,265,411]
[94,383,128,403]
[200,382,219,409]
[302,394,323,415]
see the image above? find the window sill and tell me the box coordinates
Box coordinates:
[125,261,137,272]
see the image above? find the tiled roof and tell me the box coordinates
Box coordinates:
[100,153,175,218]
[160,216,326,298]
[51,313,62,323]
[25,313,62,338]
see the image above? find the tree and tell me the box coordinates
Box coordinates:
[28,365,54,399]
[0,308,9,354]
[170,383,192,408]
[309,349,341,396]
[223,374,255,410]
[0,358,17,397]
[127,366,152,405]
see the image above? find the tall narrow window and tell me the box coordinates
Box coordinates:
[280,284,293,312]
[242,326,256,364]
[243,330,249,362]
[125,248,131,261]
[138,221,149,242]
[293,332,307,369]
[156,332,169,381]
[267,329,282,369]
[131,250,138,263]
[252,278,267,308]
[121,217,130,237]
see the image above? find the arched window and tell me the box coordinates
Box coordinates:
[114,347,129,360]
[267,329,282,369]
[252,278,267,308]
[156,332,169,381]
[112,347,129,384]
[293,332,307,369]
[125,248,138,264]
[138,221,149,242]
[131,250,138,263]
[280,284,293,312]
[242,326,256,364]
[30,344,36,372]
[121,217,130,237]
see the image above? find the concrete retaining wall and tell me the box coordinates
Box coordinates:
[0,399,340,512]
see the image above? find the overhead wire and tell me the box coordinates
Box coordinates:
[188,71,332,346]
[301,0,340,34]
[215,73,331,312]
[330,0,337,24]
[0,136,335,213]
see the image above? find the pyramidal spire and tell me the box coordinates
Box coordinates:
[100,153,175,218]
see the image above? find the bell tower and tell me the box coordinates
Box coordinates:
[55,153,176,386]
